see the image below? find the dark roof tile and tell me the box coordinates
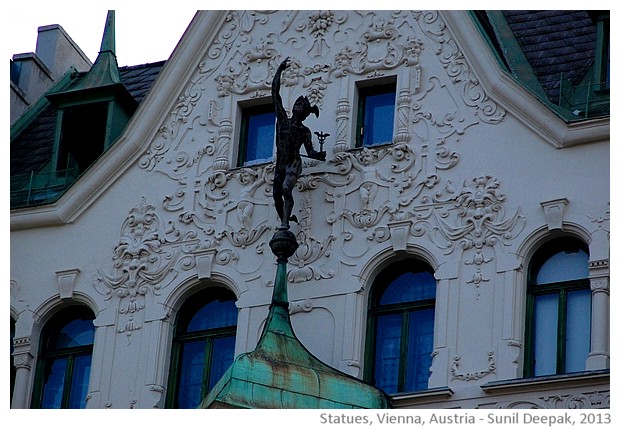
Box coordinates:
[502,10,596,104]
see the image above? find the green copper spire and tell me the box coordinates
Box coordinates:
[45,10,137,166]
[200,229,391,409]
[47,10,128,99]
[100,10,116,56]
[72,10,122,90]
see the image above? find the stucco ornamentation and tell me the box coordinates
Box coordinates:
[451,351,495,381]
[418,175,525,253]
[134,10,512,285]
[94,198,200,340]
[487,390,610,409]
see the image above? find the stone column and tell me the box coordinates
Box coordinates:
[11,337,34,409]
[586,259,610,370]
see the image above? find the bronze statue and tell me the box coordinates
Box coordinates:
[272,58,326,229]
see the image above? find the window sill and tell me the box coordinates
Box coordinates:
[481,370,610,395]
[390,387,454,407]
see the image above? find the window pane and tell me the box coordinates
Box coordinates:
[67,354,92,409]
[374,313,402,394]
[533,294,559,376]
[565,289,591,373]
[177,340,207,409]
[363,91,395,146]
[50,318,95,349]
[380,271,435,305]
[535,249,588,285]
[187,299,238,332]
[244,111,275,165]
[405,309,434,391]
[207,335,236,392]
[41,357,68,408]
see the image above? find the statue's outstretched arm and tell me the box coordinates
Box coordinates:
[272,58,290,121]
[303,129,327,161]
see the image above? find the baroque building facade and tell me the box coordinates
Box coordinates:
[10,10,609,409]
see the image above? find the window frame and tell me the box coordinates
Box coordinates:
[237,102,276,167]
[365,259,436,394]
[166,287,238,409]
[524,238,591,378]
[355,81,397,148]
[31,306,95,409]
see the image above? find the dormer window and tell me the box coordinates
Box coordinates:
[45,11,137,177]
[57,102,108,173]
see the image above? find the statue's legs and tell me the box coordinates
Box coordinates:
[281,162,301,229]
[273,165,285,226]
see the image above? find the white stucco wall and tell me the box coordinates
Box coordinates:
[10,10,609,409]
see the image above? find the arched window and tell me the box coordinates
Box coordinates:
[31,306,95,408]
[366,259,436,394]
[525,237,591,377]
[167,287,238,408]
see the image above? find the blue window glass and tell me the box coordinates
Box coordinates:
[373,314,402,393]
[369,260,436,394]
[526,238,591,377]
[49,318,96,349]
[67,354,92,409]
[358,84,396,147]
[533,294,559,376]
[565,289,592,373]
[41,358,68,408]
[168,287,238,409]
[535,249,589,285]
[405,309,435,392]
[240,105,275,166]
[187,299,238,332]
[207,335,236,391]
[33,306,95,409]
[177,340,207,409]
[380,271,436,305]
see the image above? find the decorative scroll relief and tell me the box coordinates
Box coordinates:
[588,202,610,238]
[94,198,200,340]
[10,279,24,303]
[320,139,459,259]
[451,351,495,381]
[413,10,505,125]
[480,390,610,409]
[332,14,423,79]
[288,191,336,283]
[414,175,525,253]
[411,175,525,295]
[137,10,504,173]
[131,10,509,280]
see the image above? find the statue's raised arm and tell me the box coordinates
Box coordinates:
[272,58,289,123]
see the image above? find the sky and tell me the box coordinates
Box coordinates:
[4,4,198,66]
